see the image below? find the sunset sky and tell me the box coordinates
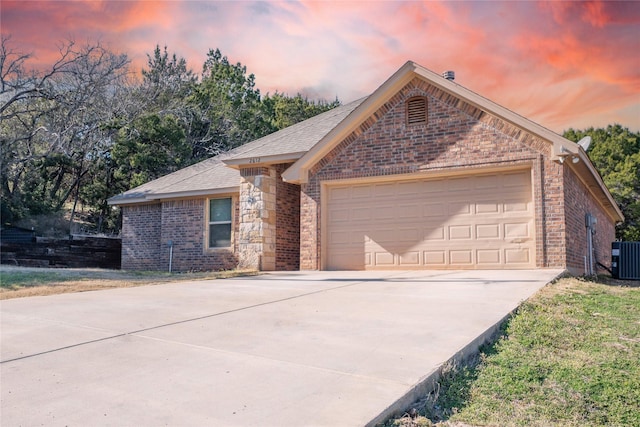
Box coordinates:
[2,0,639,133]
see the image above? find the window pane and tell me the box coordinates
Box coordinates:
[209,223,231,248]
[209,198,232,222]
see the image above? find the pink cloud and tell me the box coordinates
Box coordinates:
[2,0,638,132]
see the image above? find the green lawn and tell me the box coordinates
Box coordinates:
[387,276,640,427]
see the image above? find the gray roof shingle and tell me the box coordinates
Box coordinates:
[224,97,366,161]
[108,97,366,204]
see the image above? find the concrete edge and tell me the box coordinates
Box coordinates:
[366,270,566,427]
[365,311,511,427]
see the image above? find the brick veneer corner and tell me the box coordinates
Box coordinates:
[121,203,162,270]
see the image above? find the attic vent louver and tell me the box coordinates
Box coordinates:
[406,97,427,125]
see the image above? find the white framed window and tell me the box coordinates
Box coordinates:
[208,197,232,248]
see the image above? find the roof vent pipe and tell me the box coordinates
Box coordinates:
[442,70,455,81]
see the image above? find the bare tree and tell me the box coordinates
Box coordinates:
[1,35,131,233]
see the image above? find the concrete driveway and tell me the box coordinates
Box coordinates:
[1,269,561,426]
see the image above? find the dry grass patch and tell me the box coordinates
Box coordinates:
[0,266,258,299]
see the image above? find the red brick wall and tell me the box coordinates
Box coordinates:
[121,203,162,270]
[300,78,566,270]
[160,198,238,272]
[538,157,566,269]
[275,164,300,270]
[563,166,616,274]
[121,198,239,272]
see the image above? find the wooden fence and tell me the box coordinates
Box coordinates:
[1,235,121,269]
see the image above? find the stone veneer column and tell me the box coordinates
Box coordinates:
[238,166,276,270]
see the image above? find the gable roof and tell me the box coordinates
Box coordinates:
[282,61,573,183]
[108,97,365,205]
[281,61,624,222]
[109,60,623,222]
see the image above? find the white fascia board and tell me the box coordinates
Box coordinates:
[108,187,240,206]
[152,187,239,200]
[282,61,418,184]
[572,151,625,222]
[107,197,149,206]
[222,152,307,169]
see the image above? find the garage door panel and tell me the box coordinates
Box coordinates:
[329,186,350,201]
[477,224,500,239]
[351,207,372,221]
[328,208,350,222]
[424,251,446,266]
[450,250,473,265]
[424,226,445,241]
[477,249,501,264]
[374,252,395,266]
[503,171,530,188]
[476,201,500,214]
[475,174,501,190]
[364,252,371,266]
[396,204,422,219]
[505,223,531,238]
[448,201,472,216]
[449,177,472,191]
[326,169,535,270]
[368,228,396,243]
[399,251,420,265]
[424,203,447,218]
[345,231,362,246]
[449,225,472,240]
[352,185,372,199]
[397,181,423,195]
[328,230,350,245]
[396,228,421,242]
[505,248,531,264]
[328,229,370,246]
[373,206,398,220]
[504,200,529,213]
[373,183,397,197]
[329,251,367,270]
[423,179,446,193]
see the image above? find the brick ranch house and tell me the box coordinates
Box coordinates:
[108,61,623,274]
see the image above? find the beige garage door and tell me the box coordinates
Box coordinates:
[325,169,535,270]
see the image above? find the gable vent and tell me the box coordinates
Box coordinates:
[406,97,427,125]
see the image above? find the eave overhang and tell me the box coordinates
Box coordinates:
[562,149,624,223]
[221,152,306,169]
[282,61,419,184]
[107,186,240,206]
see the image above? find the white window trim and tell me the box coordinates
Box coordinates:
[205,196,236,251]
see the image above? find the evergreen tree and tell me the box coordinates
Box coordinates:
[564,125,640,241]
